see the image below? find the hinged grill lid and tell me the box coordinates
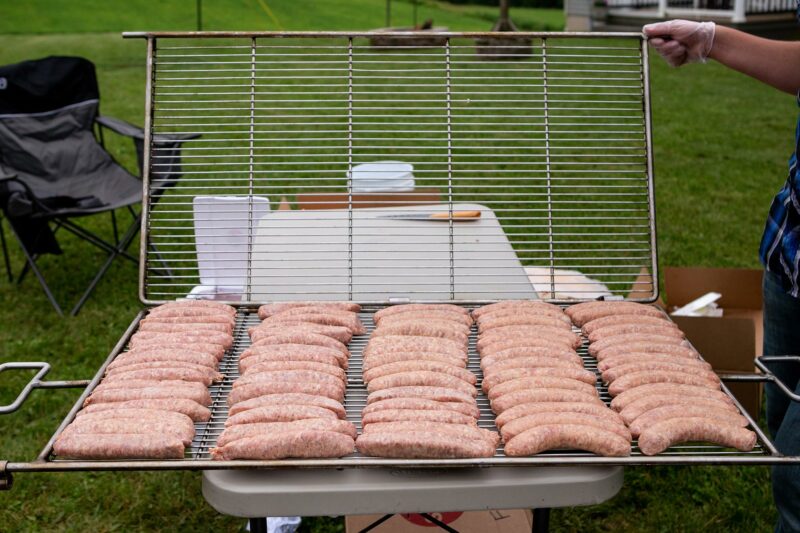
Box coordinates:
[136,31,656,305]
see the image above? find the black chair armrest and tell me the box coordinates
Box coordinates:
[96,115,144,140]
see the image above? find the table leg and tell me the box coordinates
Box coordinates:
[532,508,550,533]
[249,517,268,533]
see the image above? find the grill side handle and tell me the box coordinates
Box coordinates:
[0,362,89,415]
[719,356,800,403]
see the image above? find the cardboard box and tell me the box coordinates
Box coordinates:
[663,267,763,418]
[345,509,532,533]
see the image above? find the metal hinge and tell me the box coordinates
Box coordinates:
[0,461,13,491]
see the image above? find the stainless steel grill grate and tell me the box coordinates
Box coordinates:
[183,308,767,461]
[137,32,657,305]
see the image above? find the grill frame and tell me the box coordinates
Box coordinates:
[133,31,660,305]
[10,304,787,473]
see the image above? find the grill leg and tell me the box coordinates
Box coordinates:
[249,518,267,533]
[532,508,550,533]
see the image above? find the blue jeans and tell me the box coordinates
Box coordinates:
[763,270,800,533]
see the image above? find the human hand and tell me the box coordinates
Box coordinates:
[643,20,716,67]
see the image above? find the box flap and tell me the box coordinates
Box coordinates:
[664,267,762,309]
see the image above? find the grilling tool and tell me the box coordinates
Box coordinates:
[376,210,481,221]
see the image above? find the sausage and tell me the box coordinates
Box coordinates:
[618,395,739,425]
[262,306,360,321]
[228,381,344,405]
[380,317,471,334]
[610,383,733,412]
[108,350,218,370]
[477,314,573,333]
[356,431,495,458]
[257,301,360,319]
[377,310,473,327]
[77,398,211,422]
[637,417,756,456]
[242,360,346,381]
[250,331,349,356]
[105,361,223,381]
[364,336,467,358]
[101,366,221,386]
[212,431,355,460]
[147,306,234,319]
[73,408,196,433]
[217,419,357,447]
[141,314,235,327]
[471,301,565,320]
[478,337,577,356]
[629,405,749,438]
[362,408,477,426]
[363,360,476,385]
[475,308,572,328]
[54,433,185,459]
[495,401,624,429]
[480,348,582,368]
[85,384,212,407]
[608,370,720,396]
[137,321,231,334]
[565,302,664,326]
[362,421,499,447]
[262,313,365,335]
[481,356,583,376]
[487,376,598,401]
[362,398,480,419]
[240,344,347,369]
[233,370,345,393]
[482,367,597,392]
[62,417,195,447]
[588,324,684,343]
[228,393,346,418]
[581,314,676,335]
[130,330,233,349]
[501,413,631,442]
[374,304,469,322]
[504,424,631,457]
[239,351,344,374]
[250,324,352,344]
[367,371,477,397]
[154,300,236,315]
[366,386,475,405]
[371,321,468,345]
[93,379,207,393]
[602,362,717,384]
[595,343,700,361]
[477,326,581,351]
[225,404,338,427]
[126,340,226,359]
[597,353,711,373]
[491,389,604,415]
[588,334,688,357]
[362,352,466,372]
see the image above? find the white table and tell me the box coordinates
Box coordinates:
[249,203,539,302]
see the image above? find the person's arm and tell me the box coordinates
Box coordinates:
[710,26,800,95]
[644,20,800,95]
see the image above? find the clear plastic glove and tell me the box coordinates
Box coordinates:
[643,20,716,67]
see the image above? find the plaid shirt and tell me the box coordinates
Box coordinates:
[758,97,800,297]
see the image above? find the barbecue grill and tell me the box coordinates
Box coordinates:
[2,30,799,530]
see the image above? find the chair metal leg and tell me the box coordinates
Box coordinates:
[5,222,63,316]
[70,213,140,316]
[59,219,138,264]
[110,210,120,246]
[0,217,12,282]
[17,253,33,284]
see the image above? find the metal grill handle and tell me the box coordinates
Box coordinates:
[0,362,90,415]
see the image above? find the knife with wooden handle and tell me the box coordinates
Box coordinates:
[376,210,482,221]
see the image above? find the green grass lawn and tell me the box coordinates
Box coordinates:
[0,1,795,531]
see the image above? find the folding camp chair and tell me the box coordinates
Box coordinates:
[0,56,196,316]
